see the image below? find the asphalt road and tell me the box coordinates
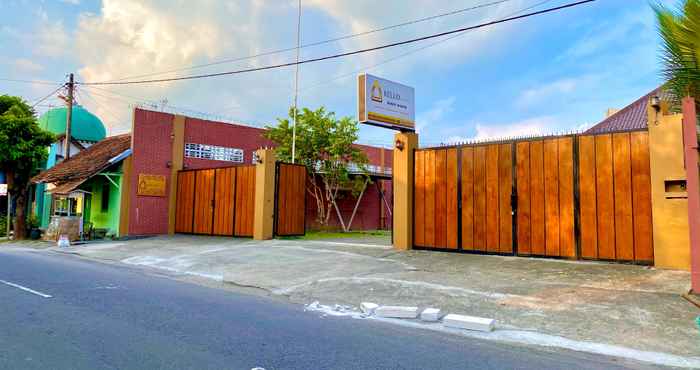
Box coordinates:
[0,249,665,370]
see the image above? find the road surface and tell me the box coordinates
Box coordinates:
[0,249,665,370]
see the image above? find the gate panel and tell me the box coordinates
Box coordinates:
[193,169,215,234]
[175,171,196,233]
[446,149,459,249]
[630,132,653,262]
[558,137,575,258]
[461,148,475,250]
[213,167,236,236]
[234,166,256,237]
[435,150,448,247]
[595,135,616,259]
[275,163,307,236]
[578,135,598,259]
[473,146,487,251]
[424,150,436,247]
[515,142,531,255]
[414,150,425,246]
[529,141,546,255]
[485,145,500,252]
[613,133,635,260]
[543,139,560,256]
[498,144,513,253]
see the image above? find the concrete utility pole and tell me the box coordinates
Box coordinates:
[291,0,302,164]
[63,73,74,160]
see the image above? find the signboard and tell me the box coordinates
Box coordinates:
[137,174,166,197]
[358,73,415,131]
[0,184,6,196]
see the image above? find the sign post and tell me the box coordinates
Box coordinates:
[358,74,415,132]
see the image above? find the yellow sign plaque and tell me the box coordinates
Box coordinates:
[137,174,167,197]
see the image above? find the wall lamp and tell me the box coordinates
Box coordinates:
[395,139,405,151]
[651,95,661,113]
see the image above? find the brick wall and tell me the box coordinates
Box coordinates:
[128,107,393,235]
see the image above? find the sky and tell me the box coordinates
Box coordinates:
[0,0,663,147]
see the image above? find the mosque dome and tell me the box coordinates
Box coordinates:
[38,105,107,142]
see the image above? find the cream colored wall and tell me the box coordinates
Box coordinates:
[393,132,418,250]
[648,103,691,270]
[253,149,276,240]
[167,115,185,235]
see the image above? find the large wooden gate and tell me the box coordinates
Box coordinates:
[275,163,307,236]
[413,131,654,263]
[175,166,256,237]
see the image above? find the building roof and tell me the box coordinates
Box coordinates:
[32,134,131,194]
[584,87,673,134]
[38,105,107,142]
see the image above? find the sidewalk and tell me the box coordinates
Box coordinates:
[21,235,700,366]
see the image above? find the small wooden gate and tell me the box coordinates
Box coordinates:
[174,165,256,237]
[275,163,307,236]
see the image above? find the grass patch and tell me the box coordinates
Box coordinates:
[279,230,391,240]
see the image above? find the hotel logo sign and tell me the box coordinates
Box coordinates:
[358,74,415,131]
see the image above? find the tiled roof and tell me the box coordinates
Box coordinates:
[33,134,131,193]
[584,87,673,134]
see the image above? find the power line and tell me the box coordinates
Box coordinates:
[104,0,515,83]
[79,0,594,86]
[31,84,66,109]
[0,78,64,85]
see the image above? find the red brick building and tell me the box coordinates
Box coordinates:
[128,108,392,236]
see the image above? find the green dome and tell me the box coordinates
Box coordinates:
[38,105,106,142]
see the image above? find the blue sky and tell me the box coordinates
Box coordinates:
[1,0,661,147]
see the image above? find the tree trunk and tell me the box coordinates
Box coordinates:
[14,189,27,240]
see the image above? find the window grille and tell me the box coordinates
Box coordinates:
[184,143,244,163]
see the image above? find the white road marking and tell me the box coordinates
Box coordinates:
[0,280,53,298]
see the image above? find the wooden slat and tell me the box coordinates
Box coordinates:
[630,132,653,262]
[578,135,598,259]
[414,151,425,246]
[193,169,215,234]
[295,165,307,233]
[613,133,634,261]
[175,171,195,233]
[558,137,575,258]
[516,142,531,255]
[543,139,560,256]
[446,149,459,249]
[473,146,487,251]
[498,144,513,253]
[234,166,256,237]
[461,148,475,250]
[213,168,235,236]
[277,164,289,235]
[485,144,500,252]
[529,141,545,255]
[595,135,616,260]
[276,164,307,236]
[434,150,448,247]
[424,150,436,247]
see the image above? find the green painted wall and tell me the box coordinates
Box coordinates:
[84,174,123,237]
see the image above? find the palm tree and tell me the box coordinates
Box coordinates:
[655,0,700,103]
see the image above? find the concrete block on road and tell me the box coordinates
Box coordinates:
[420,308,442,322]
[443,314,495,332]
[360,302,379,315]
[374,305,419,319]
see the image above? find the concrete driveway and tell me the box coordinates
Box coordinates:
[16,235,699,366]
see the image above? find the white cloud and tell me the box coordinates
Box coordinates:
[416,96,455,133]
[13,58,44,73]
[515,78,579,108]
[61,0,81,4]
[35,19,69,57]
[443,116,558,144]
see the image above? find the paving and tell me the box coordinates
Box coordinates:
[6,235,699,365]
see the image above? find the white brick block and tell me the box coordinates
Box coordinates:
[360,302,379,315]
[374,306,419,319]
[420,308,442,322]
[443,314,495,332]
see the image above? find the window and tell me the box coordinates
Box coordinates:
[184,143,244,163]
[101,184,110,212]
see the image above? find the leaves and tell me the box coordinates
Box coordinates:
[264,106,371,227]
[655,0,700,103]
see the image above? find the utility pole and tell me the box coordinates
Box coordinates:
[63,73,74,160]
[291,0,302,164]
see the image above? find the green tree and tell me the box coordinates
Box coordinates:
[264,107,369,229]
[655,0,700,103]
[0,95,54,239]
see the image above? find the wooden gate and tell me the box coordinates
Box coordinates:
[414,144,513,252]
[413,131,654,263]
[275,163,306,236]
[174,165,256,237]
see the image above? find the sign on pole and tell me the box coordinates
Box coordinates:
[358,74,415,132]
